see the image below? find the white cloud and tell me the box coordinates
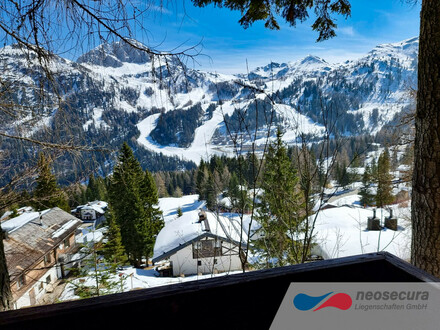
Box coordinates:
[148,4,172,15]
[338,26,356,37]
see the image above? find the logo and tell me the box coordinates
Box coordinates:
[293,292,352,311]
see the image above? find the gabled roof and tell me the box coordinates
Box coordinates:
[2,207,82,279]
[152,210,247,263]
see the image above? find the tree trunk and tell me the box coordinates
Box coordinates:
[0,231,13,311]
[411,0,440,277]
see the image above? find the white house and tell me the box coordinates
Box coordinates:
[152,210,247,277]
[71,201,107,227]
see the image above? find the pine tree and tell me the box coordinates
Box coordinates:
[108,143,163,267]
[376,150,394,208]
[33,153,69,211]
[70,239,125,299]
[85,175,97,202]
[254,128,305,267]
[205,173,217,211]
[85,175,107,202]
[196,160,208,201]
[359,165,375,207]
[336,162,350,188]
[102,211,127,268]
[140,170,163,263]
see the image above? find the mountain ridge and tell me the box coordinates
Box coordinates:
[0,37,418,174]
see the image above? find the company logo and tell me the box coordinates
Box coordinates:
[293,292,353,311]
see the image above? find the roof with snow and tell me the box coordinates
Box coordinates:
[73,201,108,214]
[2,207,82,280]
[152,210,247,263]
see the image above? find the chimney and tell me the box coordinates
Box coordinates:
[385,208,398,231]
[367,208,380,231]
[198,210,206,223]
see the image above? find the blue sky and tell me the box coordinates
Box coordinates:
[82,1,420,74]
[134,0,421,74]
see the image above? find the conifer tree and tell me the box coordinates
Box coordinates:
[102,211,128,268]
[33,153,69,211]
[196,160,208,201]
[359,165,375,207]
[108,143,163,267]
[70,238,125,299]
[376,150,394,208]
[85,175,107,202]
[205,173,217,211]
[228,172,241,209]
[254,128,305,267]
[140,170,163,262]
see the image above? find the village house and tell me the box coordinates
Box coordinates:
[71,200,107,227]
[1,207,82,309]
[152,210,246,277]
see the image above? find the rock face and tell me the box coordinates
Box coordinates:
[77,40,152,67]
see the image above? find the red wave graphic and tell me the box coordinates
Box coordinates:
[313,293,352,311]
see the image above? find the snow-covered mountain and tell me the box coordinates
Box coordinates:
[0,37,418,171]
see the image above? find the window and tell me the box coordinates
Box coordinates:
[39,282,44,292]
[64,236,71,249]
[197,260,202,266]
[192,240,222,259]
[44,253,52,265]
[46,275,51,285]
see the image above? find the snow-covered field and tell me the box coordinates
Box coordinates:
[312,202,411,261]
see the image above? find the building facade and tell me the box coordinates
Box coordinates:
[2,207,82,309]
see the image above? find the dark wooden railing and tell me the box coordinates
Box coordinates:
[0,252,437,330]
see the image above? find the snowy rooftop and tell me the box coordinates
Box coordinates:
[1,209,50,233]
[74,201,108,214]
[153,210,247,262]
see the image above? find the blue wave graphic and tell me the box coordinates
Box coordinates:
[293,292,333,311]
